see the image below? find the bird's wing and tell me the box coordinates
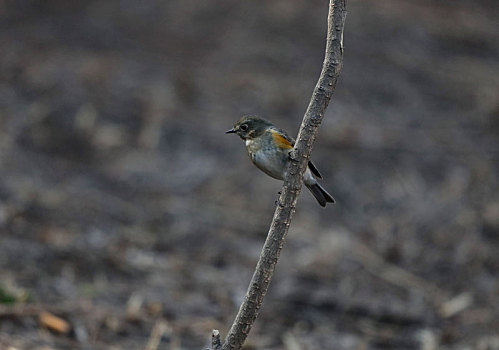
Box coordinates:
[307,160,323,179]
[270,128,294,150]
[272,128,323,179]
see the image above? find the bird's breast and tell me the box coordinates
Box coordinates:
[245,137,286,180]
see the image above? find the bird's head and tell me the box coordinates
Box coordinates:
[225,116,273,140]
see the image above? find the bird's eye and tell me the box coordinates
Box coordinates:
[240,124,248,131]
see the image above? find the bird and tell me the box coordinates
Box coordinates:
[226,116,335,207]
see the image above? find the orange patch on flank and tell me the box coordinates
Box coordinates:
[271,130,293,149]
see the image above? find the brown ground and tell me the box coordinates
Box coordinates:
[0,1,498,349]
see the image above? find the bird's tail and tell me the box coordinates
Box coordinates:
[306,183,335,207]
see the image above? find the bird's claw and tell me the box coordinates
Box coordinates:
[275,191,283,206]
[288,151,299,162]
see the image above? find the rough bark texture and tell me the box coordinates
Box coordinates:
[216,1,347,349]
[211,330,222,350]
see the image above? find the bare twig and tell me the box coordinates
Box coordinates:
[350,240,448,303]
[144,319,170,350]
[211,330,222,350]
[212,1,347,349]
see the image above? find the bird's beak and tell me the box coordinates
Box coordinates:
[225,128,236,134]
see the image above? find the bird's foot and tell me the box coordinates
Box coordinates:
[275,191,283,206]
[288,151,299,162]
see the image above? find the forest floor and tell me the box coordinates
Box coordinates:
[0,1,498,349]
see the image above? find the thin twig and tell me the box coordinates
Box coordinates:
[213,1,347,349]
[212,329,222,350]
[144,319,170,350]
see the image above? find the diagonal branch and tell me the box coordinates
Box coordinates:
[214,1,347,349]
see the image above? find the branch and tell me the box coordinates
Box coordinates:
[214,1,346,349]
[212,330,222,350]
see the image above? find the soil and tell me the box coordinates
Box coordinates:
[0,1,498,349]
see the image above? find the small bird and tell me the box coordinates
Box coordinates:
[226,116,335,207]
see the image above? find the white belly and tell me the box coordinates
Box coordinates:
[244,139,318,185]
[246,139,286,180]
[252,150,286,180]
[250,151,317,185]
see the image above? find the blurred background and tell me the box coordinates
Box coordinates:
[0,0,498,349]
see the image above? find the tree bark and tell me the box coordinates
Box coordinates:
[213,1,347,349]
